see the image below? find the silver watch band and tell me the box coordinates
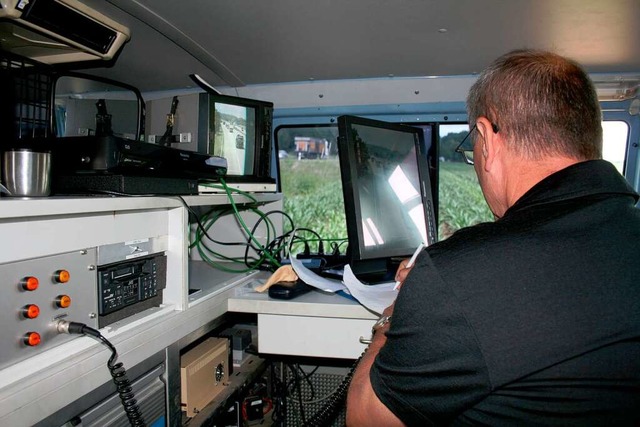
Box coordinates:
[359,315,392,345]
[372,315,391,333]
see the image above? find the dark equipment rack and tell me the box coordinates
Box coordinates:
[0,50,53,146]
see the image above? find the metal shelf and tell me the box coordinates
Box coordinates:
[0,192,281,219]
[182,354,269,426]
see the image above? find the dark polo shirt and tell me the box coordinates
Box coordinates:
[371,160,640,426]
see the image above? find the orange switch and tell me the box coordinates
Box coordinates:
[54,270,70,283]
[23,332,41,346]
[22,304,40,319]
[21,276,39,291]
[56,295,72,308]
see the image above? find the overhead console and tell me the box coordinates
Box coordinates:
[0,0,130,64]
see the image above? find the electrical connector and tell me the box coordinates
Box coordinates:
[55,320,100,337]
[332,244,341,256]
[295,253,348,270]
[243,396,265,424]
[53,320,145,425]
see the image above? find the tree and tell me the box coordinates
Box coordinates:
[439,131,468,162]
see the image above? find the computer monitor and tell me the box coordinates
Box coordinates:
[337,115,437,282]
[198,92,274,183]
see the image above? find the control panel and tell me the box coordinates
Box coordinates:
[95,238,167,327]
[0,249,98,370]
[98,255,162,315]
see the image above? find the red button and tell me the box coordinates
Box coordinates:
[24,332,41,346]
[23,304,40,319]
[21,277,39,291]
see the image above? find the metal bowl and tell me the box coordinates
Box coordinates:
[2,149,52,197]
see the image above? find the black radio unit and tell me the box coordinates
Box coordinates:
[51,135,227,178]
[97,254,167,327]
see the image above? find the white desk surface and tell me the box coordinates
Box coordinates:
[228,287,379,320]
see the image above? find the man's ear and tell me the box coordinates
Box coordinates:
[476,117,500,171]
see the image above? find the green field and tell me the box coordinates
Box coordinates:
[279,157,493,246]
[279,157,347,252]
[438,161,494,239]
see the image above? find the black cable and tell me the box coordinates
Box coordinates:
[245,209,295,265]
[298,365,319,402]
[303,352,365,427]
[175,196,249,247]
[176,195,292,271]
[286,364,307,425]
[271,363,287,426]
[243,209,292,270]
[57,321,146,427]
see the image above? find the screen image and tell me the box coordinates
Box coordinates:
[351,124,427,259]
[200,92,274,185]
[209,101,256,176]
[338,115,436,280]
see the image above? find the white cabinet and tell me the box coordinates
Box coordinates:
[0,191,379,425]
[0,193,280,426]
[228,288,378,359]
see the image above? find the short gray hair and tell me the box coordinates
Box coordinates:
[467,49,602,160]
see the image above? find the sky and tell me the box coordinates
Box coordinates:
[439,121,628,173]
[439,124,469,136]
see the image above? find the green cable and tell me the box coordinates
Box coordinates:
[220,177,281,268]
[189,181,283,271]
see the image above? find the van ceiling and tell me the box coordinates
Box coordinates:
[80,0,640,93]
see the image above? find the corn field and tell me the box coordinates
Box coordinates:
[280,156,493,246]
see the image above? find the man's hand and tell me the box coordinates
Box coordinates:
[394,258,414,289]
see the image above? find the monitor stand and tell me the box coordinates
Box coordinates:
[350,258,398,285]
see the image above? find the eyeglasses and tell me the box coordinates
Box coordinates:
[454,124,477,165]
[454,122,500,165]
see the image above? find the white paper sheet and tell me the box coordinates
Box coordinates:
[289,256,398,315]
[342,264,397,315]
[289,256,346,292]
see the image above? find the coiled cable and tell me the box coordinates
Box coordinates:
[303,353,364,427]
[57,321,146,427]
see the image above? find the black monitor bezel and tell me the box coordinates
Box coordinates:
[201,92,275,183]
[337,115,437,278]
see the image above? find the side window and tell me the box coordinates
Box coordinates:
[276,125,346,252]
[277,120,631,248]
[436,120,630,240]
[438,124,493,239]
[602,121,629,174]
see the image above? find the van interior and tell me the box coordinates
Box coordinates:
[0,1,638,426]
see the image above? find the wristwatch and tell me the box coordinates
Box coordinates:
[359,315,392,345]
[372,315,391,334]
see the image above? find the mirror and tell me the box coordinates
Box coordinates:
[53,72,145,141]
